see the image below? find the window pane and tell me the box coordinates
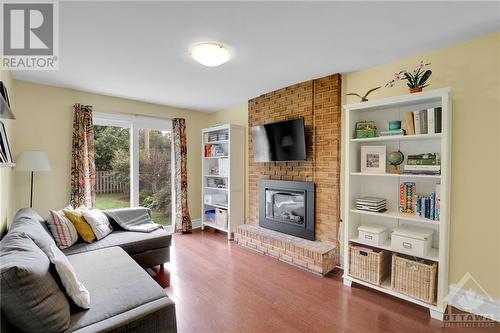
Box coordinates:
[139,129,172,226]
[94,125,130,210]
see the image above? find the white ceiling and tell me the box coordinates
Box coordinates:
[12,1,500,112]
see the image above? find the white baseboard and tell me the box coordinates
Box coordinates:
[448,285,500,322]
[164,219,201,233]
[191,218,201,229]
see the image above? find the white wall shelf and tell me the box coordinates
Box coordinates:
[350,172,441,179]
[349,208,441,225]
[0,163,15,168]
[201,124,245,240]
[349,237,439,262]
[343,88,452,320]
[350,133,441,143]
[204,187,228,191]
[346,276,442,312]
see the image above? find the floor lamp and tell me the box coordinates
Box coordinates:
[15,151,52,208]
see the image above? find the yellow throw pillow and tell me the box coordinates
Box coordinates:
[63,205,96,243]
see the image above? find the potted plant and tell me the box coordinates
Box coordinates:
[386,61,432,93]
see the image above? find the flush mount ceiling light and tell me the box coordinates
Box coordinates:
[190,42,231,67]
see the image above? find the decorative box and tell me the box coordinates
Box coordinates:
[391,226,433,257]
[348,244,390,286]
[358,224,388,246]
[215,208,228,229]
[205,210,216,223]
[355,120,377,138]
[391,253,437,304]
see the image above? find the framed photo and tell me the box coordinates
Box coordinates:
[361,145,386,173]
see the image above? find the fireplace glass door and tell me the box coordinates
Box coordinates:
[265,189,305,226]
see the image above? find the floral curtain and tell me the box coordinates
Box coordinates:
[173,118,192,233]
[70,104,96,209]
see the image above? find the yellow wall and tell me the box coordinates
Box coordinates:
[208,104,249,219]
[11,80,211,221]
[343,32,500,298]
[0,68,16,234]
[210,32,500,298]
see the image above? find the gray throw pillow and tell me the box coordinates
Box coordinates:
[0,232,70,333]
[9,208,56,256]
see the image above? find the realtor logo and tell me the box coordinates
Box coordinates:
[444,272,498,328]
[1,1,58,69]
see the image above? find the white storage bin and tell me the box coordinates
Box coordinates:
[358,224,388,246]
[391,226,433,257]
[204,193,226,205]
[216,208,228,229]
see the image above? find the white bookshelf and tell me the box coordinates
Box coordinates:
[342,88,452,320]
[201,124,245,240]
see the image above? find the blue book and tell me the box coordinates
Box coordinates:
[430,192,435,220]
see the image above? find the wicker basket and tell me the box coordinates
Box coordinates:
[391,253,438,304]
[348,244,390,285]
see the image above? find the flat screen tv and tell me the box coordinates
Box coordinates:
[252,118,306,162]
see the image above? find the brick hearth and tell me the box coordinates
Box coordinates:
[235,225,337,275]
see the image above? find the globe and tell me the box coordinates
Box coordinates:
[388,150,404,166]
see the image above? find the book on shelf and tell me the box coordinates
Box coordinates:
[408,108,442,135]
[379,129,405,136]
[413,183,441,221]
[404,165,441,170]
[407,159,440,165]
[420,110,428,134]
[403,167,440,175]
[407,153,438,160]
[355,197,387,212]
[404,112,415,135]
[435,183,441,221]
[427,108,435,134]
[355,197,386,205]
[413,111,421,134]
[429,107,442,134]
[404,153,441,174]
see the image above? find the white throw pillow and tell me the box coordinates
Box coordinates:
[83,209,113,240]
[48,245,91,309]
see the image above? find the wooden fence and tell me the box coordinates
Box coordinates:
[96,171,125,194]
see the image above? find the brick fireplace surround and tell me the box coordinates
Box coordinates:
[235,74,342,275]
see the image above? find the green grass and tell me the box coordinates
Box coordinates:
[96,193,172,226]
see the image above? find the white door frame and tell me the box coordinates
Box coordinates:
[93,112,173,223]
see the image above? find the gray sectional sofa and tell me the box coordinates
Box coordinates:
[0,208,176,333]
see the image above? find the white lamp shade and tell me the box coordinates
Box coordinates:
[15,151,52,171]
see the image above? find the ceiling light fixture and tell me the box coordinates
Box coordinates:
[190,42,231,67]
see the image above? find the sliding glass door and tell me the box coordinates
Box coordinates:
[94,123,131,210]
[138,128,172,225]
[94,113,173,226]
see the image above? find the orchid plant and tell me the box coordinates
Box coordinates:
[386,61,432,90]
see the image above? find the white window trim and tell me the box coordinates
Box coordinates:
[93,112,174,225]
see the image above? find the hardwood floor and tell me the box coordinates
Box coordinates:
[147,229,498,333]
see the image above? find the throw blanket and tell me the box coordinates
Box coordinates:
[104,207,162,233]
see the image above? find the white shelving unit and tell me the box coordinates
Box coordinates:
[201,124,245,240]
[342,88,452,320]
